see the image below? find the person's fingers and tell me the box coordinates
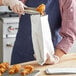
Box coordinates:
[12,5,24,14]
[18,3,25,14]
[53,55,60,63]
[11,1,25,14]
[45,54,60,65]
[45,54,55,65]
[12,5,18,13]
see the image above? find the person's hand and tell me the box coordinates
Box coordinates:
[2,0,26,14]
[44,54,60,65]
[10,0,25,14]
[54,48,66,58]
[45,48,66,65]
[33,53,60,65]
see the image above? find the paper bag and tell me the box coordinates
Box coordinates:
[31,14,54,65]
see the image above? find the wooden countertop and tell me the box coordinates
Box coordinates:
[21,53,76,76]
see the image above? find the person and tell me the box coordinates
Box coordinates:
[11,0,48,65]
[0,0,24,14]
[45,0,76,64]
[11,0,76,65]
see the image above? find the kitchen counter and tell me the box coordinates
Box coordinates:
[21,53,76,76]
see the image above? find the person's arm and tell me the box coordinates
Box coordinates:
[45,0,76,64]
[55,0,76,58]
[2,0,25,14]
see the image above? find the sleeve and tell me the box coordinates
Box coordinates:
[56,0,76,53]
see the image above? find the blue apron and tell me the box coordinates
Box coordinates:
[46,0,62,47]
[11,0,61,65]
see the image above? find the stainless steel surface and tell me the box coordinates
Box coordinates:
[3,37,16,63]
[0,6,11,12]
[26,70,40,76]
[0,16,19,64]
[2,70,40,76]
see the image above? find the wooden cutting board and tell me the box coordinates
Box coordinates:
[20,53,76,76]
[2,53,76,76]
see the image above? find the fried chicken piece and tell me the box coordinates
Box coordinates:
[23,65,34,73]
[0,68,6,73]
[0,62,9,75]
[0,62,9,76]
[9,68,16,74]
[36,4,45,15]
[0,62,9,70]
[21,65,34,76]
[20,69,30,76]
[9,64,21,74]
[0,64,6,69]
[3,62,9,69]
